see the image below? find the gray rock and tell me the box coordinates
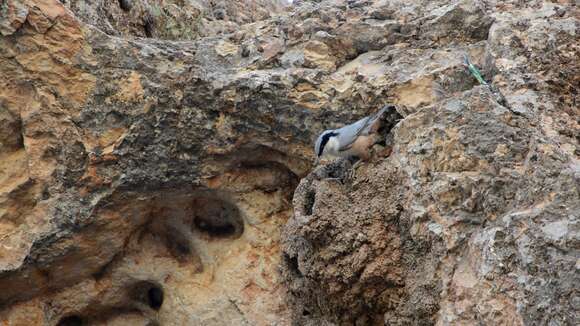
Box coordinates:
[0,0,578,325]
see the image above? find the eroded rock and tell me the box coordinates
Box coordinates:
[0,0,578,325]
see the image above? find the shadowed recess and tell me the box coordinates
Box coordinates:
[57,315,85,326]
[191,196,244,238]
[283,253,302,277]
[303,190,316,216]
[129,281,164,310]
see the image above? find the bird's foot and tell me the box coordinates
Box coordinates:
[345,159,364,181]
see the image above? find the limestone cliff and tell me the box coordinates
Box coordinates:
[0,0,578,325]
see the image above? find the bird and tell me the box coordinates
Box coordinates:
[314,105,392,166]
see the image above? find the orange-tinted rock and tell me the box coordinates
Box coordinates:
[0,0,578,325]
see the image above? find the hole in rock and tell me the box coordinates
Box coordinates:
[191,197,244,239]
[173,239,192,257]
[130,281,164,311]
[119,0,132,12]
[377,105,404,147]
[143,16,155,37]
[57,315,84,326]
[284,254,302,277]
[304,190,316,216]
[147,286,164,310]
[194,218,235,236]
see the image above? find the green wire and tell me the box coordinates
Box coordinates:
[463,55,488,86]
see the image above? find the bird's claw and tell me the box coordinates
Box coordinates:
[345,160,363,181]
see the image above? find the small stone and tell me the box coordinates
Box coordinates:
[314,30,331,39]
[241,45,251,57]
[119,0,132,12]
[370,8,394,20]
[214,9,226,20]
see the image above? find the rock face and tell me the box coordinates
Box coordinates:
[64,0,289,40]
[0,0,578,325]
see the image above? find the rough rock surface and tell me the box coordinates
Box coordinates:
[0,0,578,325]
[64,0,289,40]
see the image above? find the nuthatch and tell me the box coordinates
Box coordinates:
[314,105,391,166]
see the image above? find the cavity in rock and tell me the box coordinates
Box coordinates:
[119,0,132,12]
[57,315,84,326]
[147,286,164,310]
[191,197,244,238]
[143,15,155,38]
[304,190,316,216]
[130,281,164,310]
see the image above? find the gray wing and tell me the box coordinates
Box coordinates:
[336,105,389,151]
[336,116,373,151]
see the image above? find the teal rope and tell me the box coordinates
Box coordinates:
[463,55,488,86]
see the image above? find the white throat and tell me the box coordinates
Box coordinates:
[324,136,340,156]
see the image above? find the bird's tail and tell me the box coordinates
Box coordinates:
[373,104,395,121]
[366,104,397,134]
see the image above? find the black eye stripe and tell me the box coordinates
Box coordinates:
[318,132,339,157]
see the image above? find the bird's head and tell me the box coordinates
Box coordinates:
[314,130,339,165]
